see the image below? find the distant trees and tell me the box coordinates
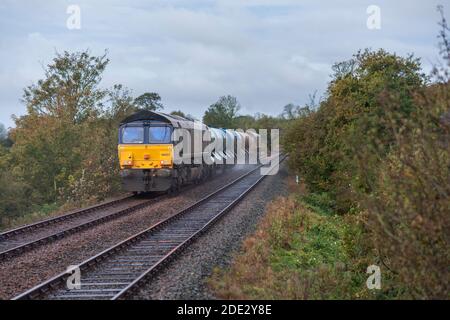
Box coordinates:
[203,95,241,128]
[0,123,6,139]
[234,115,257,130]
[201,95,294,131]
[0,123,9,147]
[134,92,164,111]
[170,110,186,117]
[280,103,299,120]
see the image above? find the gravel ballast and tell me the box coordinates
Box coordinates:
[133,161,289,299]
[0,166,260,299]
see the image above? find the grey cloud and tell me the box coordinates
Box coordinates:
[0,0,445,127]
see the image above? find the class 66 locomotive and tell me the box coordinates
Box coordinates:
[118,110,257,193]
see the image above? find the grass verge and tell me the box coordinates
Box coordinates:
[209,194,393,299]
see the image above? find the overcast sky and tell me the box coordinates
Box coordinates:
[0,0,445,128]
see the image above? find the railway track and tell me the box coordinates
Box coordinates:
[0,195,161,260]
[0,166,248,261]
[13,156,284,300]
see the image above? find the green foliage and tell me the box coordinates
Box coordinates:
[209,196,378,299]
[170,110,186,117]
[134,92,164,111]
[360,22,450,297]
[0,50,138,228]
[202,96,295,131]
[282,13,450,299]
[0,123,6,143]
[280,103,312,120]
[0,123,12,147]
[234,115,256,129]
[284,49,427,212]
[203,95,241,128]
[0,168,32,224]
[22,50,109,123]
[300,192,336,216]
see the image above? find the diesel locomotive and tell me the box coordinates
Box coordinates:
[118,110,258,193]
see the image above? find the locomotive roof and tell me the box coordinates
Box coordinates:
[120,110,207,130]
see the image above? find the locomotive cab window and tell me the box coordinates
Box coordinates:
[121,126,144,144]
[149,126,171,144]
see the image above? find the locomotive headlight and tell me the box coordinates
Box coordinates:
[160,160,169,165]
[123,160,133,165]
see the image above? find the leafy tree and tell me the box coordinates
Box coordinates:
[203,95,241,128]
[0,123,6,140]
[234,115,256,130]
[22,50,109,123]
[280,103,299,120]
[0,123,11,147]
[104,84,138,121]
[134,92,164,111]
[55,84,138,204]
[284,49,426,212]
[10,50,111,205]
[170,110,186,118]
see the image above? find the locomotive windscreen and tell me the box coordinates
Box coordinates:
[149,126,171,143]
[122,126,144,144]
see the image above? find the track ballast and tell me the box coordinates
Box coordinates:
[13,158,283,300]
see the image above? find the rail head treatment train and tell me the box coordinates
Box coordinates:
[117,110,259,193]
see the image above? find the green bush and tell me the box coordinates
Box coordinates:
[283,15,450,298]
[284,49,426,213]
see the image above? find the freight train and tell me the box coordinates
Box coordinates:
[118,110,258,193]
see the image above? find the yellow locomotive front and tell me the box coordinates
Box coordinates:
[118,111,175,192]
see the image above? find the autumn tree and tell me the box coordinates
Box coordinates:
[9,50,111,205]
[280,103,300,120]
[134,92,164,111]
[0,123,11,147]
[203,95,241,128]
[284,49,426,211]
[22,51,108,123]
[170,110,186,117]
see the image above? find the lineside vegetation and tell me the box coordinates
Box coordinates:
[210,12,450,299]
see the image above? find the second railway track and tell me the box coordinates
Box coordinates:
[13,156,285,300]
[0,194,161,260]
[0,165,256,260]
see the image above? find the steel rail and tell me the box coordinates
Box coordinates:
[0,165,248,260]
[13,155,285,300]
[0,195,133,240]
[0,195,159,260]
